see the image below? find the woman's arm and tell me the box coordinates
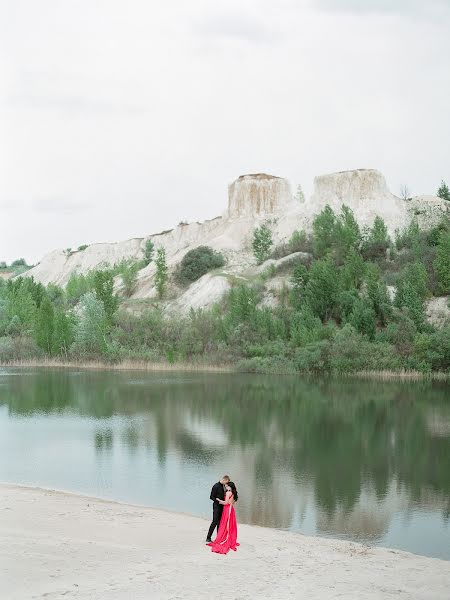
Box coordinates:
[216,492,234,505]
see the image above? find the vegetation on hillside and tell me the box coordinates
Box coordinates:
[1,206,450,374]
[174,246,225,286]
[0,258,33,277]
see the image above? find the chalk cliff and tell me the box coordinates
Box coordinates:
[23,170,450,309]
[227,173,293,218]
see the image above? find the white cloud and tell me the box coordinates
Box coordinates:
[0,0,449,263]
[313,0,450,19]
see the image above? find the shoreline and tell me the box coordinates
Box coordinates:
[1,359,449,380]
[0,358,450,381]
[1,484,449,600]
[0,358,233,373]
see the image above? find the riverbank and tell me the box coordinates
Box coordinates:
[0,358,233,373]
[1,485,449,600]
[1,358,450,380]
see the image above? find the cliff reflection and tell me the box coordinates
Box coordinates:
[1,369,450,542]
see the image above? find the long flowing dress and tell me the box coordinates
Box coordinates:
[207,491,239,554]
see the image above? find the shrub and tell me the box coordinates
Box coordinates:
[11,258,27,267]
[412,326,450,371]
[143,239,155,265]
[237,356,296,374]
[271,230,313,259]
[77,244,88,251]
[252,222,273,264]
[117,259,141,297]
[174,246,225,285]
[294,340,330,372]
[329,326,401,372]
[437,180,450,202]
[0,335,42,362]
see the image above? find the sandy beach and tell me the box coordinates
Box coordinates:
[1,484,449,600]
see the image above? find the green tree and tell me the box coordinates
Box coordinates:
[252,222,273,264]
[117,259,141,297]
[395,262,428,328]
[340,248,365,291]
[304,256,339,321]
[144,239,155,265]
[362,216,390,260]
[395,219,421,254]
[365,263,391,325]
[52,308,74,357]
[349,297,376,339]
[5,278,37,333]
[290,263,309,309]
[93,269,118,324]
[72,292,108,355]
[290,306,323,347]
[312,205,336,258]
[155,247,169,299]
[66,272,90,304]
[437,180,450,201]
[334,205,361,262]
[434,229,450,294]
[35,296,54,353]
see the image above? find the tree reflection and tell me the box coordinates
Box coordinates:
[1,369,449,540]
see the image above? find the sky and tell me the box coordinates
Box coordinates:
[1,0,449,264]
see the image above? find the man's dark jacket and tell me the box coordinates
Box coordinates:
[210,482,225,508]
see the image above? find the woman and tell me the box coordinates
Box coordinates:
[207,482,239,554]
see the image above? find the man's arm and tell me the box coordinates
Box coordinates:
[210,483,218,502]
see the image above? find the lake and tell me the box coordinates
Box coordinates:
[0,368,449,560]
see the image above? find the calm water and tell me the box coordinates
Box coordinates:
[0,368,449,560]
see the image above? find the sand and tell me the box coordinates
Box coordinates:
[1,484,449,600]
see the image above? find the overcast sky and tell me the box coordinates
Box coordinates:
[1,0,449,264]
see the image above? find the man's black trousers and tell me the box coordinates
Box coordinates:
[207,504,223,540]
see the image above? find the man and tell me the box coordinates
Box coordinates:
[206,475,230,543]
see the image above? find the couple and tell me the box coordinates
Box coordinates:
[205,475,239,554]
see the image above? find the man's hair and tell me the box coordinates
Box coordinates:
[222,475,230,481]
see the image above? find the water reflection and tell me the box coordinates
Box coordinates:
[1,369,449,559]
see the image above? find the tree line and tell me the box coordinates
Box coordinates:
[0,205,449,373]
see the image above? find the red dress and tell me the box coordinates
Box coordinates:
[207,491,239,554]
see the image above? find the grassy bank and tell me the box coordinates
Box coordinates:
[0,358,233,373]
[1,359,449,381]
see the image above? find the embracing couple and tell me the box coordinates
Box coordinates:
[205,475,239,554]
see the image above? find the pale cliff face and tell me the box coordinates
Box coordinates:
[227,173,293,218]
[313,169,389,203]
[23,169,450,309]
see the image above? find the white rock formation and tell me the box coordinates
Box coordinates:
[167,273,232,313]
[305,169,449,235]
[23,169,450,311]
[306,169,405,235]
[227,173,293,218]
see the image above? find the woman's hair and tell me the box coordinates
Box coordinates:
[228,481,238,502]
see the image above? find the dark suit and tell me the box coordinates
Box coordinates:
[206,482,225,540]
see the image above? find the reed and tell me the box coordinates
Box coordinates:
[0,360,449,380]
[0,358,233,373]
[345,369,450,381]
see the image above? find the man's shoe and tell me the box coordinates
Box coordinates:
[205,539,212,544]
